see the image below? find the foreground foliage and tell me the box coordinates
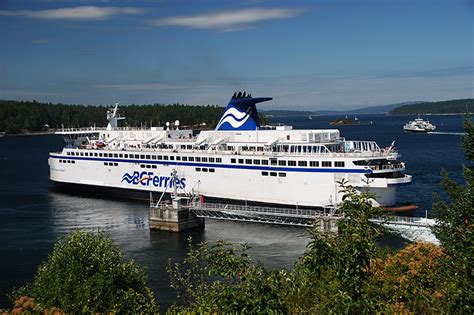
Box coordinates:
[167,186,450,313]
[431,116,474,313]
[10,230,157,314]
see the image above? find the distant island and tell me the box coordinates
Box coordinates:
[329,118,357,125]
[389,99,474,115]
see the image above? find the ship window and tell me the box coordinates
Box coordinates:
[189,157,194,161]
[170,156,175,161]
[114,162,118,166]
[335,161,345,167]
[80,152,84,156]
[119,154,123,158]
[152,165,157,169]
[253,159,261,165]
[238,159,244,164]
[164,156,169,160]
[231,158,236,163]
[278,160,286,166]
[262,160,269,165]
[209,157,215,162]
[196,157,201,162]
[98,153,102,157]
[114,154,118,158]
[187,145,192,150]
[156,155,162,160]
[182,156,188,161]
[310,161,319,167]
[298,161,308,167]
[261,171,268,176]
[146,164,151,168]
[202,168,208,172]
[322,161,332,167]
[246,159,252,164]
[140,155,144,159]
[94,153,98,157]
[85,153,88,156]
[72,160,75,164]
[288,161,296,166]
[152,155,156,160]
[279,173,286,177]
[270,159,277,166]
[67,152,70,156]
[195,168,201,172]
[140,164,145,168]
[216,158,222,163]
[67,160,71,163]
[202,157,208,162]
[145,155,150,159]
[209,168,215,173]
[176,156,181,161]
[181,145,186,149]
[104,162,108,166]
[270,172,277,177]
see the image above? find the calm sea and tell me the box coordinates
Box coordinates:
[0,114,467,309]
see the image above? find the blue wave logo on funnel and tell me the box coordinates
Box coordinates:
[215,92,272,131]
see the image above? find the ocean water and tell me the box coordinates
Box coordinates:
[0,114,467,309]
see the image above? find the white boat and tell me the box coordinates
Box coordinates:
[403,117,436,132]
[49,92,412,208]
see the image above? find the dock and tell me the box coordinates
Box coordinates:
[149,198,438,243]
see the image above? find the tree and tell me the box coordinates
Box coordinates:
[167,239,288,313]
[432,116,474,313]
[12,230,157,314]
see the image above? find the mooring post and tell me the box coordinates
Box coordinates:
[149,197,204,232]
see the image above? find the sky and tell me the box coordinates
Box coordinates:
[0,0,472,110]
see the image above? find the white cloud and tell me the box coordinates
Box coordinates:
[150,7,304,31]
[0,6,144,20]
[95,83,188,91]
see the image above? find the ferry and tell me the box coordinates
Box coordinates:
[49,92,412,208]
[403,117,436,132]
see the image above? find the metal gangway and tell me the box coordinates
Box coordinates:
[190,202,340,228]
[188,202,439,244]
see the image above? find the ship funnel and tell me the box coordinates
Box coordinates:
[215,92,272,131]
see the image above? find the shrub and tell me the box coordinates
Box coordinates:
[11,230,157,314]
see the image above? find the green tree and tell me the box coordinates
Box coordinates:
[12,230,157,314]
[432,117,474,313]
[167,239,288,313]
[290,184,385,313]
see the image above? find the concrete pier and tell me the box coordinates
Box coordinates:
[149,197,204,232]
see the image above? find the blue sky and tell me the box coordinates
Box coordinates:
[0,0,472,110]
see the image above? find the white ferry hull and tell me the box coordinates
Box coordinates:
[49,152,408,208]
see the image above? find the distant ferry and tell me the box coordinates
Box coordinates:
[49,92,412,208]
[403,117,436,132]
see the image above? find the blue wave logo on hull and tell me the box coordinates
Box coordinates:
[215,92,272,131]
[121,171,186,189]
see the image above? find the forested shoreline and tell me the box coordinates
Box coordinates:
[0,100,225,134]
[389,98,474,115]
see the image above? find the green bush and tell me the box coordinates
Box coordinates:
[12,230,157,314]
